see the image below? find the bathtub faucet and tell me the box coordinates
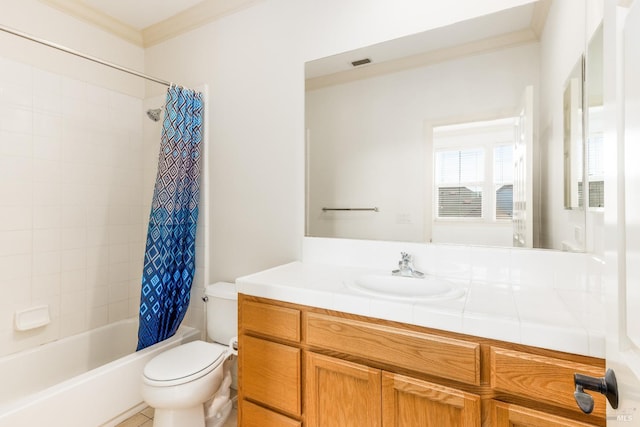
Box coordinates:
[392,252,424,278]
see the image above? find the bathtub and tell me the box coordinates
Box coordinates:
[0,318,200,427]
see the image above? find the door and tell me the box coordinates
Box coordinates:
[305,352,381,427]
[382,372,480,427]
[512,85,534,248]
[607,0,640,425]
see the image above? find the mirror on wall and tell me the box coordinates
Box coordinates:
[305,0,595,251]
[586,24,604,210]
[563,56,584,210]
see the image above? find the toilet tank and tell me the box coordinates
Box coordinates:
[205,282,238,345]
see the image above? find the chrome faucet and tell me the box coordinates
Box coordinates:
[392,252,424,278]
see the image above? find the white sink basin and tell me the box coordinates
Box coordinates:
[345,274,464,301]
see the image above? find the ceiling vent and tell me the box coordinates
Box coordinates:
[351,58,372,67]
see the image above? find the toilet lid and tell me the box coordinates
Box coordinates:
[143,341,226,385]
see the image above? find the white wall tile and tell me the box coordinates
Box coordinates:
[33,206,62,228]
[0,254,31,283]
[108,262,130,284]
[87,305,108,329]
[0,58,32,89]
[33,251,61,276]
[0,156,32,181]
[108,283,129,304]
[60,290,86,315]
[1,86,32,109]
[60,227,86,249]
[33,134,61,160]
[60,269,86,293]
[87,287,109,307]
[108,300,129,322]
[86,227,109,247]
[0,230,32,256]
[32,68,62,97]
[33,229,61,253]
[32,274,61,299]
[60,310,87,337]
[0,206,32,231]
[33,94,62,116]
[0,279,31,305]
[0,37,146,356]
[464,282,516,318]
[470,246,510,283]
[0,180,32,206]
[61,248,86,272]
[508,248,556,288]
[32,159,60,185]
[0,130,32,157]
[0,106,33,134]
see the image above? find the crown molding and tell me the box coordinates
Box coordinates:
[39,0,143,45]
[306,29,538,92]
[530,0,551,38]
[142,0,263,47]
[38,0,263,48]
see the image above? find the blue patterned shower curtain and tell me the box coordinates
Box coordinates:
[137,86,204,351]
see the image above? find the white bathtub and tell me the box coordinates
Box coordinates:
[0,318,200,427]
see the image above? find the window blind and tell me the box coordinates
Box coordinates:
[435,149,484,218]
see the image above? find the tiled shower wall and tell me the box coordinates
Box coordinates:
[0,56,146,357]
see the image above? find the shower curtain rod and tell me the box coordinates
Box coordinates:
[0,23,172,87]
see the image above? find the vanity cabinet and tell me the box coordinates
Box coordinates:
[238,294,605,427]
[305,351,481,427]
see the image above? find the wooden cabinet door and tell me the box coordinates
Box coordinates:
[305,352,382,427]
[382,372,481,427]
[491,401,600,427]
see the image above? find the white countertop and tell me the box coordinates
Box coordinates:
[236,261,605,358]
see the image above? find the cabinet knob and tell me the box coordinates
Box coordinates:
[573,369,619,414]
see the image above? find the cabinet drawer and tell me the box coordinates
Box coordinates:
[490,347,606,418]
[241,400,301,427]
[306,312,480,385]
[491,400,600,427]
[240,335,301,416]
[242,300,300,342]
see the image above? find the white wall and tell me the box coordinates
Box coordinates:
[0,1,147,356]
[306,43,539,244]
[144,0,538,291]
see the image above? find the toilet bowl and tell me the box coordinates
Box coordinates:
[142,341,230,427]
[141,282,238,427]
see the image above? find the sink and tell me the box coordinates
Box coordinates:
[345,274,465,301]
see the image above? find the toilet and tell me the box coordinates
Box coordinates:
[141,282,238,427]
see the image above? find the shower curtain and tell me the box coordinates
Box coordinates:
[137,85,204,351]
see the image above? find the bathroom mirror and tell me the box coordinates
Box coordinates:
[563,56,585,210]
[586,24,604,209]
[305,0,593,250]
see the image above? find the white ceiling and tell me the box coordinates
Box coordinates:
[83,0,207,30]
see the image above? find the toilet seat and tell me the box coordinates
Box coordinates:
[143,341,227,387]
